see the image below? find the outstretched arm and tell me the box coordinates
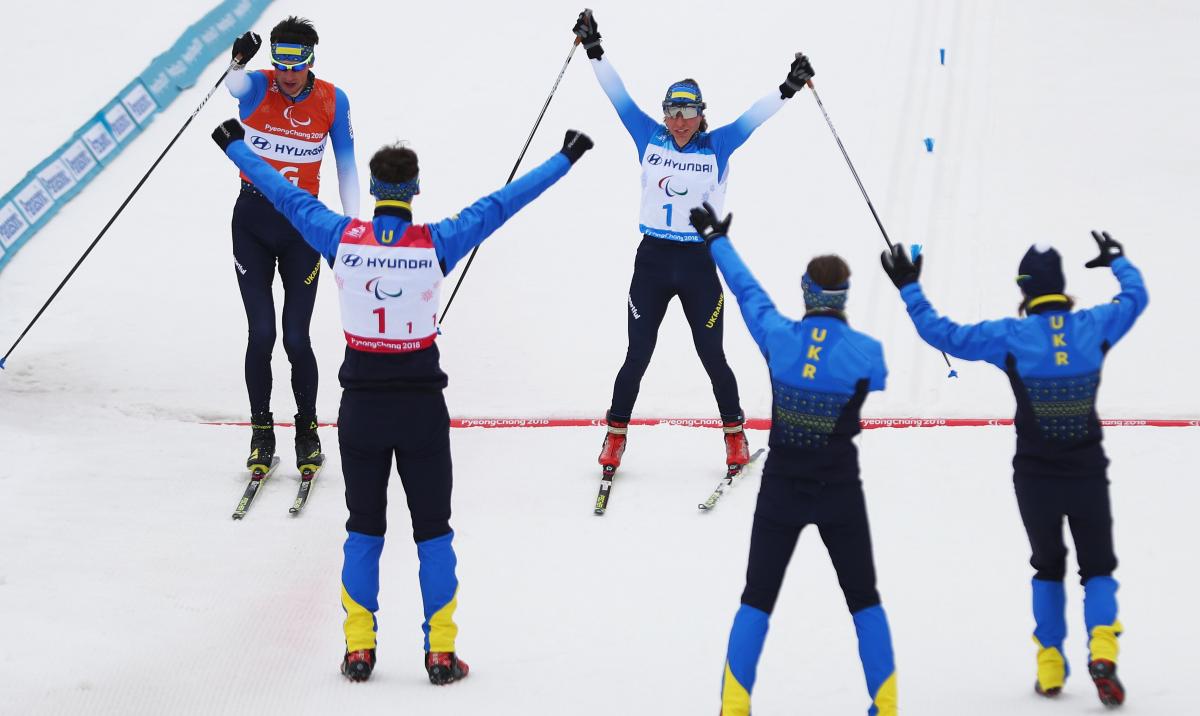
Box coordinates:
[707,53,813,163]
[220,135,350,263]
[330,88,361,217]
[1079,232,1149,347]
[590,56,660,156]
[708,92,787,162]
[431,132,591,273]
[899,283,1013,366]
[710,237,788,356]
[572,9,658,156]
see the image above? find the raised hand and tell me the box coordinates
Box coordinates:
[880,243,923,289]
[1084,230,1125,269]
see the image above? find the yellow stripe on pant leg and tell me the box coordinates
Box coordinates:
[872,672,898,716]
[1089,620,1123,663]
[1034,637,1067,690]
[341,585,377,652]
[428,587,459,653]
[721,662,751,716]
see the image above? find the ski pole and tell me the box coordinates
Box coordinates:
[438,39,580,326]
[805,77,957,377]
[1,58,243,370]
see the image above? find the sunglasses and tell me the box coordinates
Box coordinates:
[272,55,313,72]
[663,104,703,120]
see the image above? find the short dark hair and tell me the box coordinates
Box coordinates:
[370,144,419,184]
[806,255,850,289]
[271,16,319,46]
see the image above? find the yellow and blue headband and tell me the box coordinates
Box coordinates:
[802,273,849,311]
[271,43,315,71]
[371,176,420,206]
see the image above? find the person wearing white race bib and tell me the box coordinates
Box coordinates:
[572,9,815,474]
[212,118,593,687]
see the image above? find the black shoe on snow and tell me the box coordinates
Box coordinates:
[425,651,469,685]
[294,414,323,470]
[246,412,276,471]
[1088,659,1125,707]
[341,648,375,682]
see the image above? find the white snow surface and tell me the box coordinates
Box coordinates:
[1,1,1198,714]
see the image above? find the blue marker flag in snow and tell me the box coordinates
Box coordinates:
[924,137,935,153]
[940,48,946,65]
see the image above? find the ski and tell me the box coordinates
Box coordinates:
[232,456,281,520]
[594,465,617,515]
[699,448,766,511]
[289,455,325,515]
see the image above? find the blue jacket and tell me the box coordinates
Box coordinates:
[711,239,887,481]
[223,141,573,390]
[900,257,1148,476]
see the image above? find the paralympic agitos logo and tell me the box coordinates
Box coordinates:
[365,277,403,300]
[658,175,688,197]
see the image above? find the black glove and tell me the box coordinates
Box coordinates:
[231,32,262,66]
[573,9,603,60]
[689,202,732,246]
[212,119,246,152]
[880,243,923,289]
[780,52,815,99]
[560,129,594,164]
[1084,230,1124,268]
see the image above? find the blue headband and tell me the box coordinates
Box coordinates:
[370,176,419,205]
[801,273,849,311]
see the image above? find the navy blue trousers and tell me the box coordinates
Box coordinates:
[1014,472,1117,583]
[741,474,881,615]
[609,237,741,422]
[231,189,321,417]
[337,389,454,543]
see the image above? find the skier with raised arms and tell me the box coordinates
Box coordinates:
[881,232,1147,706]
[571,9,814,476]
[211,117,594,684]
[225,18,360,476]
[688,204,899,716]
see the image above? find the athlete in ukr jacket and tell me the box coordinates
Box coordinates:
[572,9,815,474]
[881,232,1147,707]
[690,204,898,716]
[212,117,593,685]
[225,18,359,476]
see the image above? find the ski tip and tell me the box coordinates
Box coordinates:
[232,513,245,520]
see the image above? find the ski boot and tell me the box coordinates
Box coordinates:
[598,415,628,469]
[341,648,375,682]
[294,413,324,471]
[723,420,750,471]
[426,651,469,685]
[1088,659,1125,707]
[246,412,276,471]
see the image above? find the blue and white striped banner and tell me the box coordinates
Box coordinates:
[0,0,272,274]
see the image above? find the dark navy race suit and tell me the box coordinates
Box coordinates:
[709,238,897,716]
[899,256,1147,692]
[222,138,575,658]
